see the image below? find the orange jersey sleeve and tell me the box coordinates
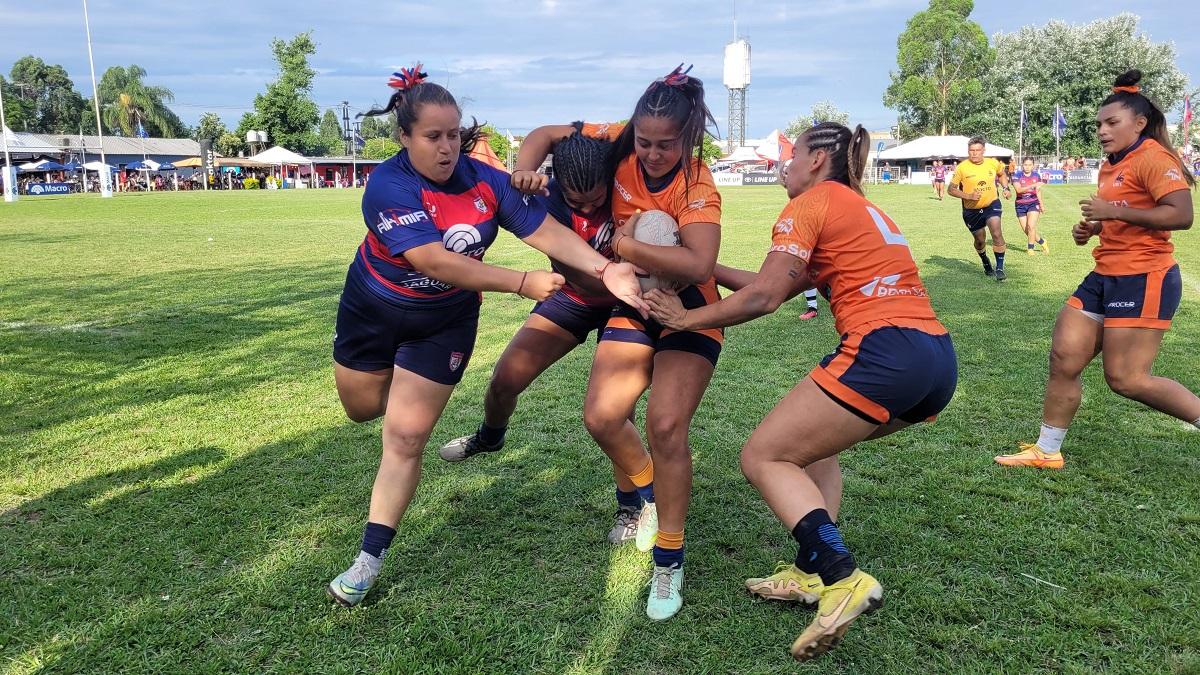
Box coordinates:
[768,189,826,263]
[580,121,625,142]
[669,163,722,228]
[1135,146,1191,201]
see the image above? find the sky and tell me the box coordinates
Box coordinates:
[2,0,1198,140]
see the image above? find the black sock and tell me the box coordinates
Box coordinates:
[360,522,397,560]
[477,423,506,447]
[977,250,992,268]
[615,488,642,510]
[995,252,1006,270]
[791,509,856,585]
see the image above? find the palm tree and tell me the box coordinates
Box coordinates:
[98,65,185,137]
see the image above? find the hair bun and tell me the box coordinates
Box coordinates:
[1113,69,1143,88]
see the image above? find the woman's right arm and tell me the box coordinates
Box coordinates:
[403,243,563,301]
[510,124,578,195]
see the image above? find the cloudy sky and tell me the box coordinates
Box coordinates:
[3,0,1197,138]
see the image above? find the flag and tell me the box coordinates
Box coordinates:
[354,132,365,150]
[506,129,515,147]
[136,121,148,138]
[1054,105,1067,140]
[1184,95,1193,132]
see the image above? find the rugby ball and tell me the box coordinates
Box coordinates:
[632,210,681,292]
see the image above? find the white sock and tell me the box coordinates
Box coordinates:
[805,289,818,309]
[1036,424,1067,453]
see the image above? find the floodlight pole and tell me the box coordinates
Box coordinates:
[0,75,16,202]
[82,0,112,197]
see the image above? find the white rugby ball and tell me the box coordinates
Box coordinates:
[632,210,681,292]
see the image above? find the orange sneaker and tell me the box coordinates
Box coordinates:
[994,443,1064,469]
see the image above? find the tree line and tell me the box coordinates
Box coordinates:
[884,1,1196,156]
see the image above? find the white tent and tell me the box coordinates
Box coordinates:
[249,145,311,165]
[877,135,1014,161]
[755,129,793,162]
[721,145,766,163]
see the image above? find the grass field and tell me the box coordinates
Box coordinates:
[1,183,1198,674]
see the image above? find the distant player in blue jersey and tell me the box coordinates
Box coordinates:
[326,66,646,608]
[1012,158,1050,255]
[436,126,651,544]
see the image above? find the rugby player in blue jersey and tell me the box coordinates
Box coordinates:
[326,66,645,607]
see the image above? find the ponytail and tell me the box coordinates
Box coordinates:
[360,65,485,153]
[1101,69,1195,188]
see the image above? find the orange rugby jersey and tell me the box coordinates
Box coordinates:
[769,180,942,336]
[582,121,724,328]
[1093,137,1192,275]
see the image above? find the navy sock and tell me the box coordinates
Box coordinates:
[636,483,655,504]
[1038,237,1045,244]
[977,251,992,268]
[652,545,684,568]
[791,509,856,585]
[360,522,397,560]
[477,423,506,447]
[616,488,642,510]
[1027,243,1036,250]
[995,252,1006,270]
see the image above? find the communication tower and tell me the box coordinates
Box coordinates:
[723,38,751,153]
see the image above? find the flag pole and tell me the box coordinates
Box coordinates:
[0,75,16,202]
[1055,104,1061,161]
[1018,100,1024,164]
[82,0,112,198]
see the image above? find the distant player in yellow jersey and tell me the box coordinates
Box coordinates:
[948,137,1012,281]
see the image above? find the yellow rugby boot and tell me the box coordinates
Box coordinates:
[790,568,883,661]
[745,562,822,605]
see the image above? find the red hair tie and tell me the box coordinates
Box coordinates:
[388,63,428,90]
[1112,85,1140,94]
[658,63,694,87]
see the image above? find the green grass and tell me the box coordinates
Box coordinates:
[1,184,1198,674]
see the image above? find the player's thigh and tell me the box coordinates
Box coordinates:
[644,350,715,445]
[381,366,456,457]
[584,340,654,424]
[1048,306,1103,378]
[491,314,580,392]
[1026,209,1041,229]
[1100,327,1166,383]
[334,363,393,422]
[743,377,879,469]
[986,216,1005,241]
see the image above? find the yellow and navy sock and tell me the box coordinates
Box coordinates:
[628,458,655,504]
[616,488,642,510]
[792,509,856,585]
[477,423,506,447]
[361,522,396,560]
[653,529,684,568]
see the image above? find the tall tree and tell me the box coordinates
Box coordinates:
[961,13,1190,157]
[358,114,393,141]
[884,0,992,137]
[361,137,400,160]
[252,32,321,154]
[5,57,87,133]
[318,108,345,156]
[194,112,228,141]
[784,100,851,138]
[98,65,185,137]
[479,124,511,165]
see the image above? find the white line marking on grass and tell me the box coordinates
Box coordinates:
[1019,572,1066,590]
[0,320,131,336]
[1179,269,1200,297]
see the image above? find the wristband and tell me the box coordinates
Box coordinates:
[517,271,528,296]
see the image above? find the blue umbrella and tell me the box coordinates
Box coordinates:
[125,160,152,170]
[61,161,82,171]
[157,162,177,171]
[31,161,67,171]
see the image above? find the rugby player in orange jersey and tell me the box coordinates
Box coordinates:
[646,122,958,661]
[997,69,1199,469]
[514,65,723,621]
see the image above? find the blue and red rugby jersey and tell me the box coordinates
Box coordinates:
[1013,170,1043,205]
[539,179,616,306]
[350,150,547,306]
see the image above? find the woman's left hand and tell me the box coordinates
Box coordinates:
[599,261,649,318]
[645,288,688,330]
[1079,194,1115,222]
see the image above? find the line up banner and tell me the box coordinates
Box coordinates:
[712,172,778,187]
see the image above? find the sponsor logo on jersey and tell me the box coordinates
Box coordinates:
[474,197,488,213]
[442,223,484,254]
[614,179,632,201]
[769,243,811,261]
[379,209,429,232]
[1107,301,1137,308]
[859,273,928,298]
[1165,168,1182,181]
[774,217,794,235]
[1113,171,1125,187]
[688,198,707,210]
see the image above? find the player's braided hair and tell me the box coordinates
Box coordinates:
[359,67,483,154]
[552,123,614,195]
[1102,69,1195,187]
[611,64,718,187]
[802,122,871,195]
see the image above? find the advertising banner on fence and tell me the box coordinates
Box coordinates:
[2,165,16,202]
[200,139,216,189]
[742,172,779,185]
[27,182,72,196]
[712,172,743,186]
